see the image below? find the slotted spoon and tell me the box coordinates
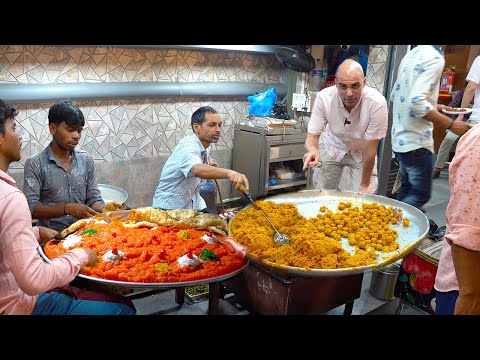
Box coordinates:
[238,185,290,245]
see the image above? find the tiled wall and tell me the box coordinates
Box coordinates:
[2,45,390,209]
[1,46,284,207]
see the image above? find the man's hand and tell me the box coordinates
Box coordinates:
[102,202,123,212]
[303,149,320,170]
[227,170,249,191]
[81,248,98,267]
[38,226,59,244]
[449,120,472,136]
[65,203,99,219]
[359,183,375,194]
[209,159,218,167]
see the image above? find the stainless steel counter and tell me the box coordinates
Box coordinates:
[231,125,311,200]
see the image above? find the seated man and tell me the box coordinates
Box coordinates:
[0,98,135,315]
[23,100,106,232]
[153,106,249,212]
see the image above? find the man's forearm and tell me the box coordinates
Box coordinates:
[451,242,480,314]
[305,132,321,152]
[361,145,377,186]
[361,159,375,186]
[461,83,477,109]
[32,203,67,219]
[191,163,232,179]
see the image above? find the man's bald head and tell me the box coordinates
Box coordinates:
[336,59,364,78]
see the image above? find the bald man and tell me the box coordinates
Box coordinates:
[303,59,388,193]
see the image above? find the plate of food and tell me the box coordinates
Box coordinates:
[442,107,473,115]
[42,208,248,288]
[228,189,430,277]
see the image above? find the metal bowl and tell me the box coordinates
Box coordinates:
[98,184,128,204]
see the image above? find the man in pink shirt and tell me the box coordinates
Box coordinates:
[434,122,480,315]
[0,98,135,315]
[303,59,388,193]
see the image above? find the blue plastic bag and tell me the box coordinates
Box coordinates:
[247,87,277,116]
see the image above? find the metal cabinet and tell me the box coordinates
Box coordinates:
[232,124,311,200]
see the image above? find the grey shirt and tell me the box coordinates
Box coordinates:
[23,143,104,231]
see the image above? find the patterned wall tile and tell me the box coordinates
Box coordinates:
[1,46,284,170]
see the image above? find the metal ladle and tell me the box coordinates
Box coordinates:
[237,184,290,245]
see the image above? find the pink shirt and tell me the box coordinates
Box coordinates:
[0,170,89,315]
[308,85,388,163]
[434,124,480,292]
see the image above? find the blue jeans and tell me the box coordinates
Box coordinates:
[31,292,136,315]
[435,290,458,315]
[394,148,434,211]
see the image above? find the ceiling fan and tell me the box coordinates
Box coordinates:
[274,45,316,73]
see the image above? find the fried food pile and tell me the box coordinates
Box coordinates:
[229,200,409,270]
[59,207,228,239]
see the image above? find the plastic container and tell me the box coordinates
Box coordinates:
[309,59,327,92]
[199,180,217,214]
[368,262,401,301]
[440,70,455,94]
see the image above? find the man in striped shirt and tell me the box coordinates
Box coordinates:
[152,106,249,212]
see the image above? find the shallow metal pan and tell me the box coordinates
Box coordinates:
[229,189,430,277]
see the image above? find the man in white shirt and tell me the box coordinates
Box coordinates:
[390,45,470,211]
[303,59,388,193]
[152,106,249,212]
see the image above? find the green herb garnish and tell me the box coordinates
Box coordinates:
[200,249,218,262]
[80,228,98,236]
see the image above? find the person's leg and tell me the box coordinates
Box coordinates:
[394,148,434,210]
[313,138,344,190]
[435,290,459,315]
[434,130,459,176]
[32,292,136,315]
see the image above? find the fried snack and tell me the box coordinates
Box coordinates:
[58,219,88,239]
[126,208,228,235]
[122,220,158,228]
[103,202,123,212]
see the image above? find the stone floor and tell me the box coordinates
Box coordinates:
[129,169,449,316]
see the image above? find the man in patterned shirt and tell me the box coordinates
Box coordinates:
[152,106,249,212]
[23,100,107,232]
[390,45,470,211]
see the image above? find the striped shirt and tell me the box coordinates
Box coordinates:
[152,135,210,211]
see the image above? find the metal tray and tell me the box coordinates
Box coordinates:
[76,263,249,289]
[38,243,248,289]
[98,184,128,204]
[230,189,430,277]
